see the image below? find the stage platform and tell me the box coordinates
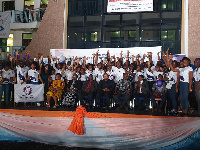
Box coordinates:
[0,108,200,150]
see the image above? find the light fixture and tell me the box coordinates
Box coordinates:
[53,0,57,2]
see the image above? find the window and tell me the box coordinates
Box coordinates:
[2,1,15,11]
[129,31,136,38]
[161,0,181,11]
[24,0,34,9]
[104,15,120,26]
[22,33,33,46]
[161,30,176,40]
[41,0,49,5]
[41,0,49,8]
[141,26,160,41]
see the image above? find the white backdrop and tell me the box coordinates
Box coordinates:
[50,46,162,65]
[107,0,153,13]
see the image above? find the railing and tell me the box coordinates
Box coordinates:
[14,9,46,23]
[0,46,26,60]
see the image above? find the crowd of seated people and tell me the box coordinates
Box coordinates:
[0,49,200,116]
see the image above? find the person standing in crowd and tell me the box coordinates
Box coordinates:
[0,62,15,107]
[114,73,132,110]
[194,58,200,116]
[170,57,193,116]
[180,57,193,116]
[134,75,149,110]
[15,51,29,84]
[167,60,180,114]
[39,63,52,105]
[81,74,98,108]
[113,61,125,83]
[96,73,115,111]
[46,73,65,108]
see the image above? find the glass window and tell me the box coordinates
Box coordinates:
[122,14,139,25]
[141,26,160,41]
[85,28,101,42]
[103,28,123,42]
[161,0,181,11]
[104,15,120,26]
[0,38,7,48]
[68,28,84,42]
[129,31,136,38]
[68,16,84,27]
[141,13,160,24]
[25,0,34,6]
[41,0,49,5]
[2,1,15,11]
[22,33,33,46]
[86,16,101,26]
[122,26,139,41]
[7,34,13,47]
[162,12,181,23]
[24,0,34,9]
[161,30,176,40]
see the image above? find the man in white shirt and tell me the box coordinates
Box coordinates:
[113,61,125,83]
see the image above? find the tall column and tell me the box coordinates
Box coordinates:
[181,0,188,56]
[63,0,68,49]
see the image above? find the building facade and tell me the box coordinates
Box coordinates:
[0,0,49,59]
[0,0,199,61]
[67,0,182,54]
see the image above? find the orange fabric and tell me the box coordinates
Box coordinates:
[67,106,87,135]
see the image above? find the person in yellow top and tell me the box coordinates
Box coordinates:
[46,73,65,108]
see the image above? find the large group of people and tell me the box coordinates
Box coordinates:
[0,49,200,116]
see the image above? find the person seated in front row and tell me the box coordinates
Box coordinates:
[81,74,98,108]
[151,74,167,112]
[96,73,115,110]
[62,74,82,107]
[114,73,132,110]
[46,73,65,108]
[134,75,150,110]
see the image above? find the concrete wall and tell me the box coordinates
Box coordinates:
[23,0,65,58]
[188,0,200,62]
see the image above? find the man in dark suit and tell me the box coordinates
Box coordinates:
[96,73,115,110]
[82,74,98,108]
[134,75,150,110]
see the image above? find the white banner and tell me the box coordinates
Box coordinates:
[0,11,12,38]
[107,0,153,13]
[50,46,162,65]
[14,84,44,103]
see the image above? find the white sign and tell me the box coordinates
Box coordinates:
[14,84,44,103]
[107,0,153,13]
[50,46,162,65]
[0,11,11,38]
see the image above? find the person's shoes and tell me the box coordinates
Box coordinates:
[53,105,57,108]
